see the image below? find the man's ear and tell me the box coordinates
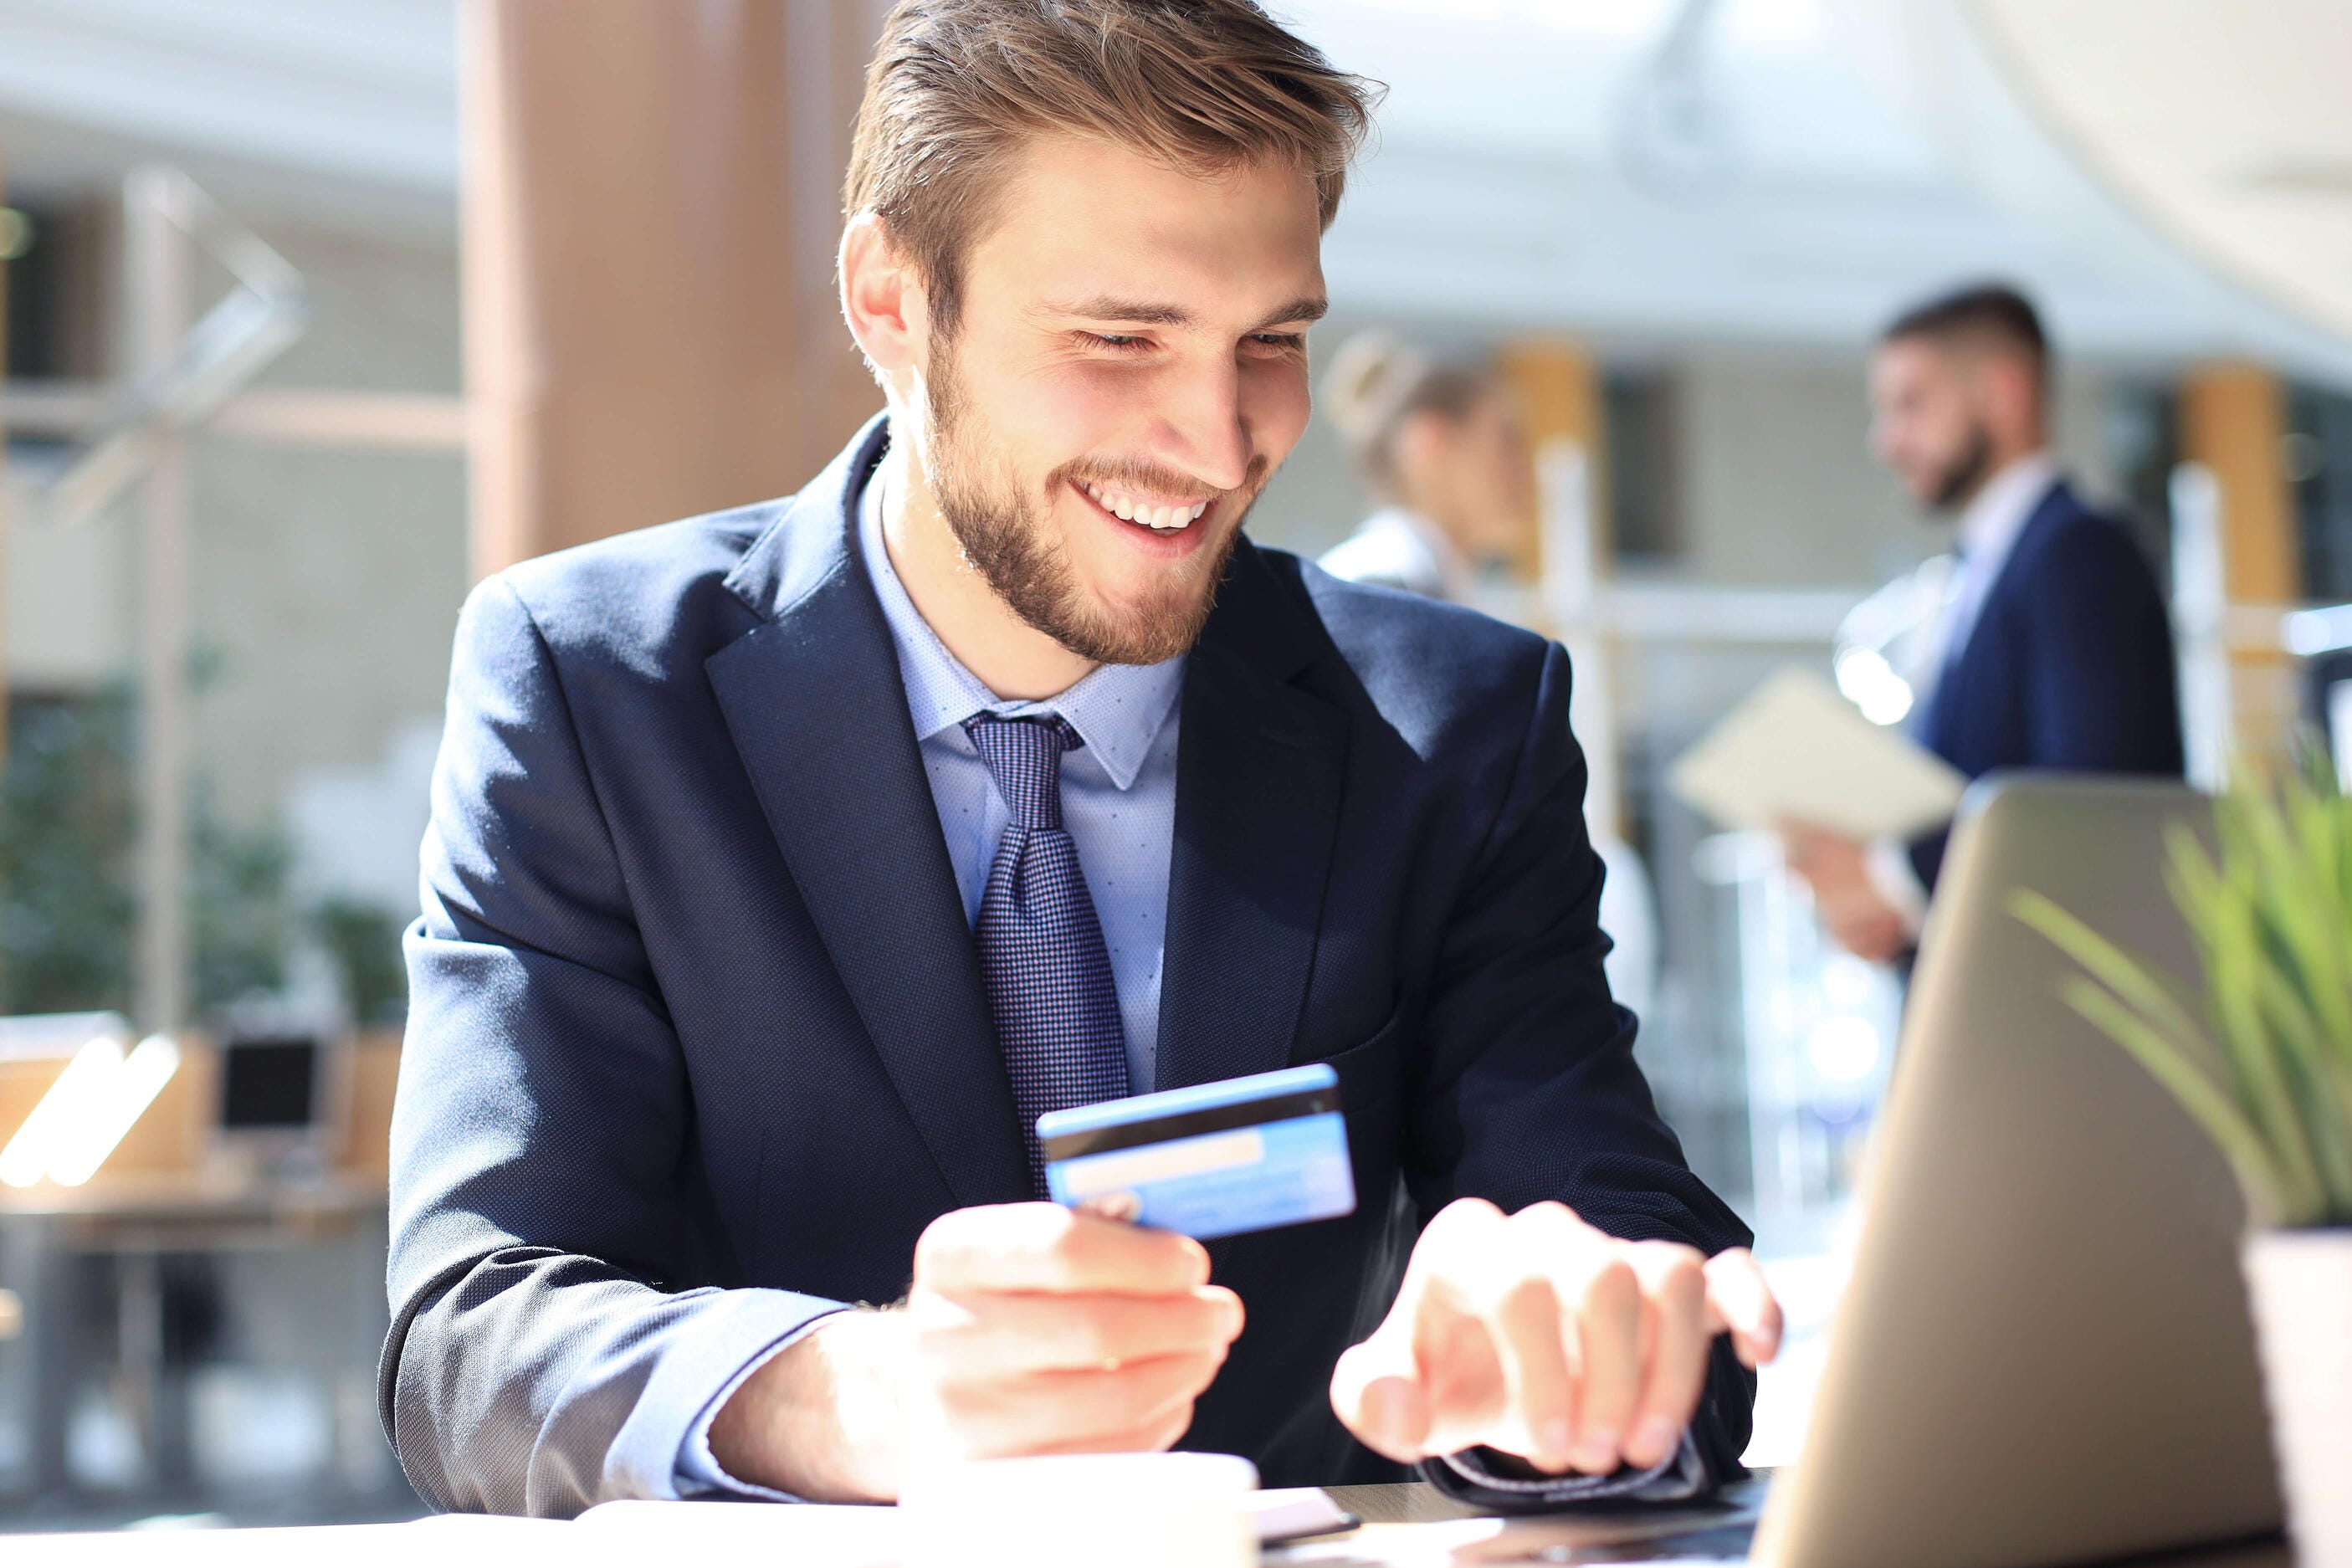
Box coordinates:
[1986,353,2042,443]
[839,213,929,375]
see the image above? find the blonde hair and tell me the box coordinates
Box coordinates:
[1322,331,1496,500]
[845,0,1378,336]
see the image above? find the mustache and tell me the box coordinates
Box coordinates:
[1054,453,1273,505]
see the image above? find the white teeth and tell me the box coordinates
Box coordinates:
[1083,482,1203,530]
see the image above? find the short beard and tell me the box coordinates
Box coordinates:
[919,334,1261,667]
[1930,424,1996,512]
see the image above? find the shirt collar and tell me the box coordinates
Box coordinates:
[857,456,1184,792]
[1364,506,1468,599]
[1955,450,2061,571]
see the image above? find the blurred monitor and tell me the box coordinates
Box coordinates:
[2311,647,2352,790]
[219,1033,320,1133]
[213,1007,347,1177]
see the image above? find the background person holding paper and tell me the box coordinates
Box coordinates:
[384,0,1778,1518]
[1784,284,2183,962]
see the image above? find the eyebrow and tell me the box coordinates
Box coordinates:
[1041,295,1330,333]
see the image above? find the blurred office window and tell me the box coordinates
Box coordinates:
[2289,386,2352,602]
[1605,369,1683,565]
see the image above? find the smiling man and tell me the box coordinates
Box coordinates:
[383,0,1778,1517]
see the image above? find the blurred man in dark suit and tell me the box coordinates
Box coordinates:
[1786,284,2183,961]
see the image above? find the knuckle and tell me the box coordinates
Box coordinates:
[1497,1274,1558,1325]
[1586,1257,1638,1309]
[1656,1259,1706,1311]
[1438,1196,1504,1231]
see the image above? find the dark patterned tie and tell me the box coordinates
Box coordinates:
[963,714,1130,1194]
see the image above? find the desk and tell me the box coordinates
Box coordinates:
[0,1174,387,1502]
[3,1483,2297,1567]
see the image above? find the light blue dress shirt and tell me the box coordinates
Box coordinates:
[855,459,1185,1089]
[674,457,1185,1497]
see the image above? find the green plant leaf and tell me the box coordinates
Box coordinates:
[2054,977,2303,1226]
[2009,889,2211,1066]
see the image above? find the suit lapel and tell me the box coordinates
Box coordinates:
[1919,482,2073,756]
[1154,544,1348,1095]
[705,418,1031,1209]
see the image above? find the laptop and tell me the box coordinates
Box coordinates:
[1441,778,2284,1567]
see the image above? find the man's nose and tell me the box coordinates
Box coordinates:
[1155,361,1253,494]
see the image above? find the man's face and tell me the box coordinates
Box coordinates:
[1868,336,1994,513]
[910,135,1325,665]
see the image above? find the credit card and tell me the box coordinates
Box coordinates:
[1037,1063,1355,1241]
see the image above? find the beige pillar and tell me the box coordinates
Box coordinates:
[1499,336,1622,833]
[2181,363,2299,760]
[463,0,886,578]
[1498,338,1608,583]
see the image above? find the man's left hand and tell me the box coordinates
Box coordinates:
[1329,1199,1781,1476]
[1781,822,1910,963]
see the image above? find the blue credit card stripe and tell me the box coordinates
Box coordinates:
[1045,1109,1356,1243]
[1055,1125,1266,1198]
[1038,1084,1336,1161]
[1034,1063,1339,1140]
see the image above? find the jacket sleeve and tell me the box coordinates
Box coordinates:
[380,576,844,1517]
[1407,640,1757,1480]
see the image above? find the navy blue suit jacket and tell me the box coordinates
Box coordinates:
[381,419,1753,1515]
[1909,482,2184,889]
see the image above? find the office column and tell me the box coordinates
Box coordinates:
[1499,338,1611,581]
[2181,363,2299,761]
[463,0,886,576]
[1500,338,1621,834]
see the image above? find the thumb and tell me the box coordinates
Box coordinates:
[1331,1334,1431,1463]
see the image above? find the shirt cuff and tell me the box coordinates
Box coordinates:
[1426,1430,1714,1509]
[1865,838,1930,937]
[673,1305,857,1500]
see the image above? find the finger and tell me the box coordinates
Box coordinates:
[1703,1250,1784,1369]
[1330,1339,1431,1464]
[1027,1350,1227,1449]
[1480,1264,1576,1471]
[946,1348,1226,1457]
[915,1203,1211,1297]
[1622,1244,1709,1469]
[1477,1205,1590,1469]
[931,1287,1243,1376]
[1330,1198,1503,1463]
[1030,1403,1197,1458]
[1563,1250,1642,1474]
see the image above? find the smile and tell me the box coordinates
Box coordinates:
[1079,479,1210,532]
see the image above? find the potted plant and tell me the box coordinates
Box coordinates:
[2012,761,2352,1568]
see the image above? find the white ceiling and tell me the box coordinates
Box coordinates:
[0,0,2346,383]
[1969,0,2352,344]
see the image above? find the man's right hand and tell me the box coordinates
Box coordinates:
[707,1202,1244,1501]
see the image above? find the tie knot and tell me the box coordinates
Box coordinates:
[964,714,1082,831]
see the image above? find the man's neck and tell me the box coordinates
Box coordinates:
[1950,446,2057,557]
[877,443,1099,703]
[1945,440,2050,516]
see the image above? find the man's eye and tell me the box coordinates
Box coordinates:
[1247,333,1306,353]
[1083,332,1150,353]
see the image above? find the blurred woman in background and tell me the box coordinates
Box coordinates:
[1317,330,1662,1026]
[1318,331,1535,601]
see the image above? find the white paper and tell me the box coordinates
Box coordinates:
[1668,667,1966,841]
